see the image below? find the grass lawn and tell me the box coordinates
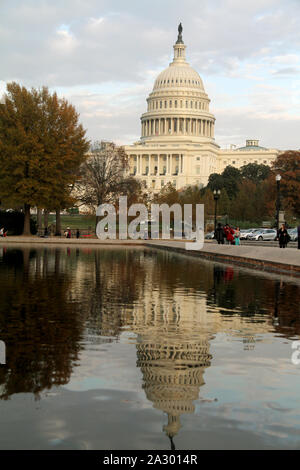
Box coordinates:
[35,214,96,231]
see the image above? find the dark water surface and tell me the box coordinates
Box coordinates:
[0,245,299,450]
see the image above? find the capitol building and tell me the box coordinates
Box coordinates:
[125,25,279,191]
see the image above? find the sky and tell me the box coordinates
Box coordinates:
[1,0,300,149]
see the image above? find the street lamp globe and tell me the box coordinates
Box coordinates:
[276,174,282,182]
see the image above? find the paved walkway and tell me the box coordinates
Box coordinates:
[1,236,299,276]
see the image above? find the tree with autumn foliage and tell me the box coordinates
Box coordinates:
[0,82,89,235]
[271,151,300,218]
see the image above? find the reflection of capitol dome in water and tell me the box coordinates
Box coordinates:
[136,335,212,440]
[129,257,213,444]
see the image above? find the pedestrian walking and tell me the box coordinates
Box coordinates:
[298,225,300,250]
[277,223,288,248]
[214,223,225,245]
[76,229,80,239]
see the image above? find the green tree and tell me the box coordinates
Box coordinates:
[222,166,241,199]
[218,188,231,217]
[240,163,270,182]
[230,180,267,222]
[0,82,89,235]
[207,173,224,191]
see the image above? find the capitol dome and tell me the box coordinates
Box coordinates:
[125,24,279,193]
[153,63,205,92]
[139,24,215,143]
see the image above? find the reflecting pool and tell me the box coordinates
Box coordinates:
[0,245,299,450]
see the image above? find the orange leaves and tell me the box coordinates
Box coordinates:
[0,82,89,213]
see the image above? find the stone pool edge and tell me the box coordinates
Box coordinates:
[1,237,299,278]
[145,241,300,278]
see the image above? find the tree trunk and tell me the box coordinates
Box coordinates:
[95,200,102,232]
[55,208,61,236]
[37,208,42,235]
[23,204,31,236]
[44,209,49,229]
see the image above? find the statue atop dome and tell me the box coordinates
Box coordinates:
[176,22,184,44]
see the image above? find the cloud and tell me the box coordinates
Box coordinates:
[1,0,300,147]
[272,67,300,76]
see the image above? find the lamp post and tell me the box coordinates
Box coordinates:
[275,174,282,231]
[213,189,221,232]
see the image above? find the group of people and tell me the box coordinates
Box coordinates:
[64,228,80,239]
[214,223,241,245]
[214,222,300,249]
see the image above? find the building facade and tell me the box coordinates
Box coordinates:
[125,26,279,192]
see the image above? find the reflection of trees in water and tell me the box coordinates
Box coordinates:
[143,250,214,295]
[207,264,300,335]
[0,248,84,399]
[271,280,300,338]
[208,265,269,318]
[83,249,146,339]
[142,252,300,334]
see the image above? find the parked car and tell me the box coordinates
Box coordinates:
[248,229,277,241]
[288,228,298,241]
[205,231,215,239]
[241,228,262,240]
[240,229,256,240]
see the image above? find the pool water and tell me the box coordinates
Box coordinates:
[0,246,299,450]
